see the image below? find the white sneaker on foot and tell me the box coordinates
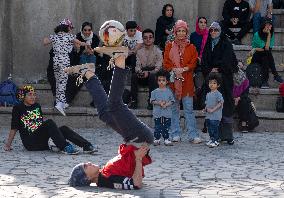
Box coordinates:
[164,139,173,146]
[55,102,66,116]
[64,103,69,109]
[206,140,213,146]
[208,141,219,148]
[192,137,202,144]
[153,139,160,146]
[172,136,181,142]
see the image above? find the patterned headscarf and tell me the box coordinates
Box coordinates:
[59,18,74,29]
[17,85,35,101]
[68,163,91,187]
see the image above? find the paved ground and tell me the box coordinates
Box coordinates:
[0,127,284,198]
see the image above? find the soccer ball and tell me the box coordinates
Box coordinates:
[99,20,126,47]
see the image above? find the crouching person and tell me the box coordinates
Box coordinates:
[69,144,151,189]
[3,85,96,154]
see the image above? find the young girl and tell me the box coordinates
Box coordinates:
[43,19,87,116]
[4,85,96,154]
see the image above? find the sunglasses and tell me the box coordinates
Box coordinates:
[83,28,92,32]
[209,28,219,33]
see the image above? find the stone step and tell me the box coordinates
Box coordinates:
[233,45,284,67]
[0,107,283,132]
[230,28,284,46]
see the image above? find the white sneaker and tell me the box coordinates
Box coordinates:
[192,137,202,144]
[153,139,160,146]
[206,140,213,146]
[208,141,219,148]
[172,136,181,142]
[55,102,66,116]
[164,139,173,146]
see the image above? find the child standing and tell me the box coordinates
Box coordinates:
[43,19,87,116]
[150,70,175,146]
[204,72,224,148]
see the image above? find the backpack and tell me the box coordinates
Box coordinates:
[276,96,284,112]
[0,79,19,106]
[246,63,263,88]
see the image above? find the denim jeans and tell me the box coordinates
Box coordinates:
[205,119,220,142]
[170,96,199,140]
[85,67,154,144]
[252,13,275,33]
[154,117,171,140]
[80,54,96,65]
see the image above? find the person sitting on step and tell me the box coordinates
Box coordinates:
[129,29,163,110]
[3,85,97,154]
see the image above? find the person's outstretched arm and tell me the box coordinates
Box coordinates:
[43,37,52,46]
[4,129,17,151]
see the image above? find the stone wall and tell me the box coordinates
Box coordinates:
[0,0,225,83]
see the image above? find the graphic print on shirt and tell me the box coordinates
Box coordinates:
[20,107,43,133]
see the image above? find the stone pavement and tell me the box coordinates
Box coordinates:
[0,127,284,198]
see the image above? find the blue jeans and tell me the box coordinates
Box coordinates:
[154,117,171,140]
[80,54,96,65]
[170,96,199,140]
[252,13,275,34]
[85,67,154,143]
[205,119,220,142]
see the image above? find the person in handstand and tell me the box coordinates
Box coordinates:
[65,54,154,189]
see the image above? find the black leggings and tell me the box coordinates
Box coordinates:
[23,119,91,151]
[252,50,279,83]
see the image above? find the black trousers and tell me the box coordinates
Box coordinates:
[130,72,157,103]
[220,20,251,40]
[23,119,91,151]
[125,54,137,73]
[252,50,278,84]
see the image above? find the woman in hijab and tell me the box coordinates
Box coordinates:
[155,4,176,51]
[190,17,209,110]
[201,22,238,145]
[76,22,100,64]
[163,20,202,144]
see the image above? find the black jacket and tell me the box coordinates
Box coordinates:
[222,0,250,25]
[76,32,100,55]
[201,35,238,117]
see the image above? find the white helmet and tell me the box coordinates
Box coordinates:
[99,20,126,47]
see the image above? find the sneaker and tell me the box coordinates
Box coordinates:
[64,63,95,75]
[129,101,137,109]
[172,136,181,142]
[83,145,98,154]
[261,82,269,89]
[49,145,60,152]
[153,139,160,146]
[206,140,213,146]
[227,139,235,145]
[61,144,80,155]
[55,102,66,116]
[93,46,128,58]
[208,141,219,148]
[240,126,249,133]
[192,137,202,144]
[164,139,173,146]
[274,75,283,83]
